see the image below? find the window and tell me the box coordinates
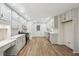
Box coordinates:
[37,25,40,31]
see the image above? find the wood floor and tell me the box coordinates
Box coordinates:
[17,37,75,56]
[53,44,73,56]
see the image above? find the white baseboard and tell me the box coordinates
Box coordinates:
[32,36,46,38]
[73,51,79,53]
[56,42,64,45]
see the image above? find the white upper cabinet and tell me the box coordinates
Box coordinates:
[61,9,74,22]
[59,13,66,22]
[18,17,27,31]
[11,11,21,36]
[66,10,72,20]
[11,11,19,29]
[11,11,26,30]
[0,4,11,24]
[54,16,58,29]
[11,10,27,36]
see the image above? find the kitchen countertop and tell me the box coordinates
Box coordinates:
[45,31,58,34]
[11,34,25,39]
[0,39,16,48]
[0,34,26,56]
[0,34,25,48]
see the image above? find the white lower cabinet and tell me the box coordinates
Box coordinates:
[0,44,11,56]
[0,40,16,56]
[4,34,26,56]
[49,33,58,44]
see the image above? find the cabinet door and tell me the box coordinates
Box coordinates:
[11,11,20,36]
[66,10,72,20]
[11,11,19,29]
[16,37,22,52]
[1,4,11,23]
[22,35,25,46]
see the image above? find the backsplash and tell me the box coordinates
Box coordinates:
[0,29,7,41]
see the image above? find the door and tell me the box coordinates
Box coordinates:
[63,21,74,49]
[32,23,46,37]
[33,24,41,37]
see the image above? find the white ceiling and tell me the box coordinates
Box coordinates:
[8,3,79,22]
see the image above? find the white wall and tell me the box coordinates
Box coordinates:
[57,8,79,53]
[58,9,75,49]
[31,22,46,37]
